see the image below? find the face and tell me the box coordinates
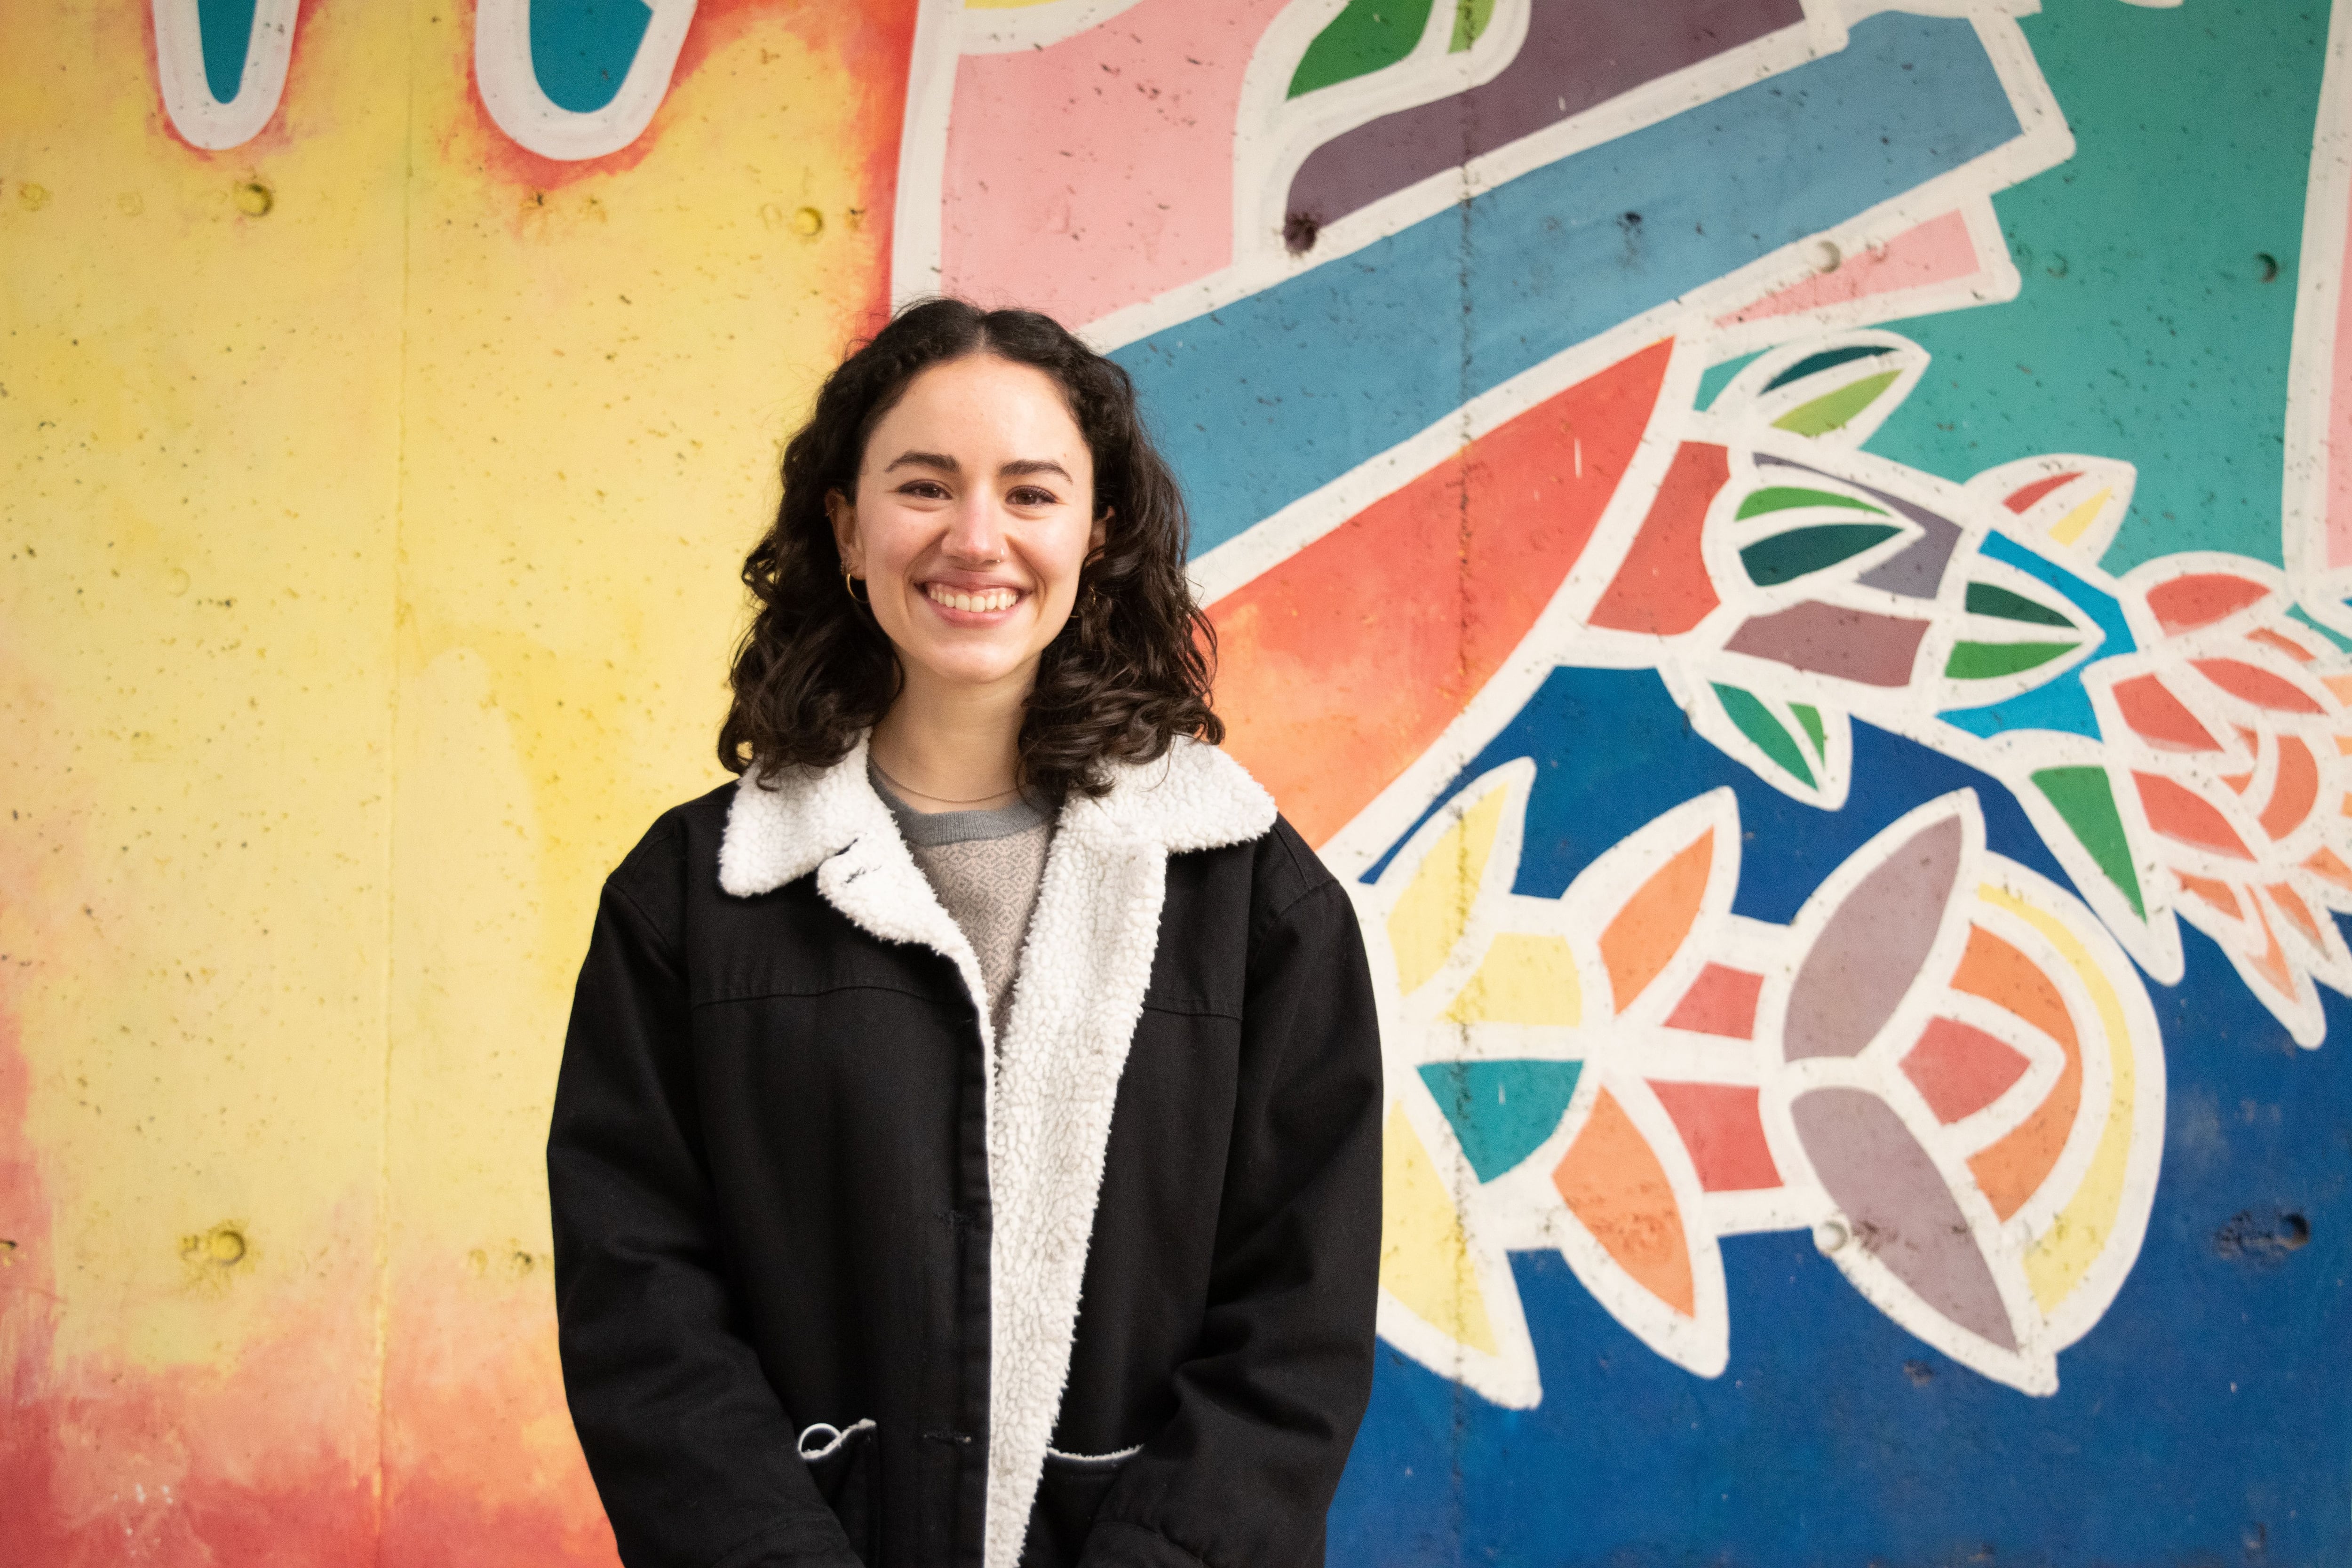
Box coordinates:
[830,354,1104,699]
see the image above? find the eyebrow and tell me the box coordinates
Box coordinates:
[880,451,1073,485]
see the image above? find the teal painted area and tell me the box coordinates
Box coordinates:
[198,0,257,104]
[1699,351,1764,409]
[2289,603,2352,651]
[1418,1060,1583,1184]
[1868,0,2328,572]
[532,0,655,115]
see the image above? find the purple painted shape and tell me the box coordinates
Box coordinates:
[1757,454,1962,599]
[1723,601,1928,685]
[1285,0,1805,230]
[1792,1087,2020,1351]
[1783,815,1963,1060]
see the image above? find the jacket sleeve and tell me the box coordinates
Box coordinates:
[548,819,861,1568]
[1083,852,1385,1568]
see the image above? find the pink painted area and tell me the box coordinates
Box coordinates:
[1661,963,1764,1039]
[939,0,1291,328]
[1647,1082,1780,1193]
[1717,210,1983,327]
[2329,183,2352,570]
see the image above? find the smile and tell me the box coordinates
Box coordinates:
[925,583,1020,613]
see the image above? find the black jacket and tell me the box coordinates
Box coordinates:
[548,738,1383,1568]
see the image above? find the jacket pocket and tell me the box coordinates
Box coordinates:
[1021,1446,1140,1568]
[798,1419,879,1564]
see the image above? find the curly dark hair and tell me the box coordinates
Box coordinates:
[719,297,1222,802]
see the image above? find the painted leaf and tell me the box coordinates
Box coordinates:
[2032,766,2147,918]
[1740,524,1904,586]
[1786,811,1965,1060]
[1290,0,1436,97]
[1965,581,2075,629]
[1946,640,2079,679]
[1734,486,1889,521]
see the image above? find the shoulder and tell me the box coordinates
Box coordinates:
[603,780,739,939]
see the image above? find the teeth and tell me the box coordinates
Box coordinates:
[929,585,1015,613]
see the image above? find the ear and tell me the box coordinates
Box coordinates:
[1089,506,1112,557]
[827,488,860,574]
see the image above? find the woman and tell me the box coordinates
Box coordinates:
[547,299,1383,1568]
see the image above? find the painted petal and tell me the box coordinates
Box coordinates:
[1600,831,1716,1012]
[1380,1106,1498,1353]
[2002,471,2083,513]
[2112,674,2222,752]
[1785,815,1964,1059]
[1589,443,1728,635]
[2259,736,2321,840]
[2030,766,2146,920]
[2133,772,2255,859]
[1648,1081,1780,1192]
[1552,1090,1696,1318]
[1740,523,1904,586]
[1965,581,2075,628]
[1388,782,1512,994]
[2190,658,2326,715]
[1793,1087,2019,1351]
[1724,603,1929,686]
[2247,626,2319,664]
[1903,1016,2032,1123]
[1446,933,1580,1026]
[1952,927,2083,1222]
[1662,963,1764,1038]
[2146,573,2270,636]
[1420,1060,1585,1185]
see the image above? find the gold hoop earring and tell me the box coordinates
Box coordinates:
[842,570,868,606]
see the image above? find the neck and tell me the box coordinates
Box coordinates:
[870,663,1030,808]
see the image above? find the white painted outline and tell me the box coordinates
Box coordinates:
[474,0,698,163]
[151,0,301,151]
[2285,0,2352,627]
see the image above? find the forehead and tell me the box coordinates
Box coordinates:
[864,354,1088,467]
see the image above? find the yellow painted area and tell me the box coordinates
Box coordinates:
[1388,784,1509,995]
[1379,1104,1497,1353]
[2046,485,2114,547]
[0,0,900,1537]
[1446,932,1581,1026]
[1978,886,2142,1311]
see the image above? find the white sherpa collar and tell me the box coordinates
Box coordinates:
[718,732,1275,1568]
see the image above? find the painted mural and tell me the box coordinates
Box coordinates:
[3,0,2347,1563]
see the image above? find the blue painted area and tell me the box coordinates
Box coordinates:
[1938,530,2138,740]
[531,0,654,115]
[1364,666,2070,921]
[1336,666,2352,1564]
[1133,14,2024,557]
[197,0,257,104]
[1418,1060,1584,1183]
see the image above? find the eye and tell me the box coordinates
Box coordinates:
[1007,486,1059,507]
[897,479,951,500]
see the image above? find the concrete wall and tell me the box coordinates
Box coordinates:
[2,1,2345,1562]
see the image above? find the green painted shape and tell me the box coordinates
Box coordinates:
[2288,604,2352,653]
[1450,0,1494,50]
[1965,580,2076,628]
[1713,683,1815,788]
[1865,0,2327,572]
[1735,486,1888,521]
[1791,702,1828,759]
[2033,765,2145,918]
[1945,639,2080,679]
[1764,344,1890,393]
[1740,523,1902,586]
[1772,371,1904,436]
[1289,0,1435,97]
[1419,1060,1584,1184]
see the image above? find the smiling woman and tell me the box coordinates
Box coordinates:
[546,299,1385,1568]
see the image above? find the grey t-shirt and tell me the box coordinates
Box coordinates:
[872,761,1052,1037]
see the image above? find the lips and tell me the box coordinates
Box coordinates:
[925,583,1020,613]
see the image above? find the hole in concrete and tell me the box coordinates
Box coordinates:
[2256,253,2280,282]
[1283,210,1321,254]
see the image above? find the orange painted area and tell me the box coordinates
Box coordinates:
[1600,832,1715,1013]
[2191,658,2324,715]
[1954,927,2083,1222]
[1587,443,1730,636]
[2145,573,2268,635]
[2260,736,2320,839]
[1552,1090,1696,1317]
[2135,772,2256,859]
[1210,342,1673,846]
[2112,674,2221,752]
[2001,471,2081,513]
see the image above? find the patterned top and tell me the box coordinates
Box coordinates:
[872,761,1053,1037]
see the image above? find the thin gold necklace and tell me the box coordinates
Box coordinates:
[873,760,1022,808]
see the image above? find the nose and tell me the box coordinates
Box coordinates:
[938,492,1007,564]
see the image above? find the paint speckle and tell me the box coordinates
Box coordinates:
[18,183,51,211]
[792,206,824,238]
[233,180,273,217]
